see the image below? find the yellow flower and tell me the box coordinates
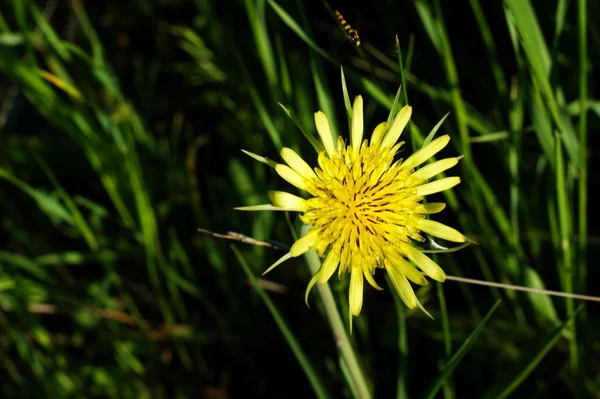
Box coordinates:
[239,95,465,318]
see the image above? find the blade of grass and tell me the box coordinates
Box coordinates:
[432,0,471,163]
[483,306,582,399]
[576,0,588,296]
[245,0,278,92]
[504,0,579,167]
[34,153,99,251]
[436,282,454,399]
[385,275,408,399]
[232,245,331,399]
[266,0,334,63]
[0,168,74,225]
[278,103,323,152]
[424,300,502,399]
[468,0,507,97]
[523,267,560,327]
[555,133,578,374]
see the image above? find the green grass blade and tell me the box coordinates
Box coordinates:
[505,0,579,167]
[555,133,578,373]
[266,0,334,63]
[341,67,352,129]
[577,0,588,295]
[278,103,323,152]
[245,0,278,91]
[232,245,331,399]
[424,300,502,399]
[385,275,408,399]
[0,167,74,225]
[468,0,507,96]
[34,153,99,251]
[523,267,560,327]
[484,307,582,399]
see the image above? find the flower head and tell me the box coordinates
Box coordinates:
[239,95,465,318]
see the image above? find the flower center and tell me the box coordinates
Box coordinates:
[300,142,422,272]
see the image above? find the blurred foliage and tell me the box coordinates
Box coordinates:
[0,0,599,397]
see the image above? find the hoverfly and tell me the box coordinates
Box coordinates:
[334,9,361,46]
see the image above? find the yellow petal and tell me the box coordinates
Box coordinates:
[280,148,316,179]
[393,256,429,286]
[319,251,340,284]
[404,135,450,168]
[401,243,446,282]
[414,203,446,214]
[416,177,461,196]
[381,105,412,148]
[290,230,319,257]
[349,265,364,316]
[370,121,388,146]
[386,262,418,309]
[314,111,336,157]
[275,164,308,190]
[268,191,307,211]
[351,95,364,152]
[305,270,321,307]
[410,157,459,182]
[362,263,383,290]
[417,219,466,242]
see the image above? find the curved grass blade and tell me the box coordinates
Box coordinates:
[232,245,331,399]
[483,306,582,399]
[278,103,324,152]
[424,300,502,399]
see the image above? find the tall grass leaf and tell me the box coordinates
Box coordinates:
[0,251,52,282]
[35,251,117,266]
[469,132,509,143]
[386,85,404,125]
[232,245,331,399]
[523,267,560,326]
[469,0,507,96]
[275,35,292,100]
[339,356,360,399]
[413,0,441,53]
[0,32,24,46]
[504,0,579,167]
[278,103,324,152]
[423,112,450,147]
[245,0,278,90]
[266,0,334,63]
[34,154,98,250]
[555,133,578,372]
[386,275,408,399]
[395,36,409,106]
[0,168,73,225]
[341,67,352,127]
[71,0,103,66]
[483,307,582,399]
[310,53,339,141]
[247,82,283,149]
[553,0,569,48]
[30,6,70,61]
[424,300,502,399]
[530,90,555,167]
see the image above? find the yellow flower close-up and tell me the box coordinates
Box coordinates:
[239,95,466,318]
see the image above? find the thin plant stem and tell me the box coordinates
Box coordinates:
[577,0,588,294]
[199,228,600,304]
[301,225,372,399]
